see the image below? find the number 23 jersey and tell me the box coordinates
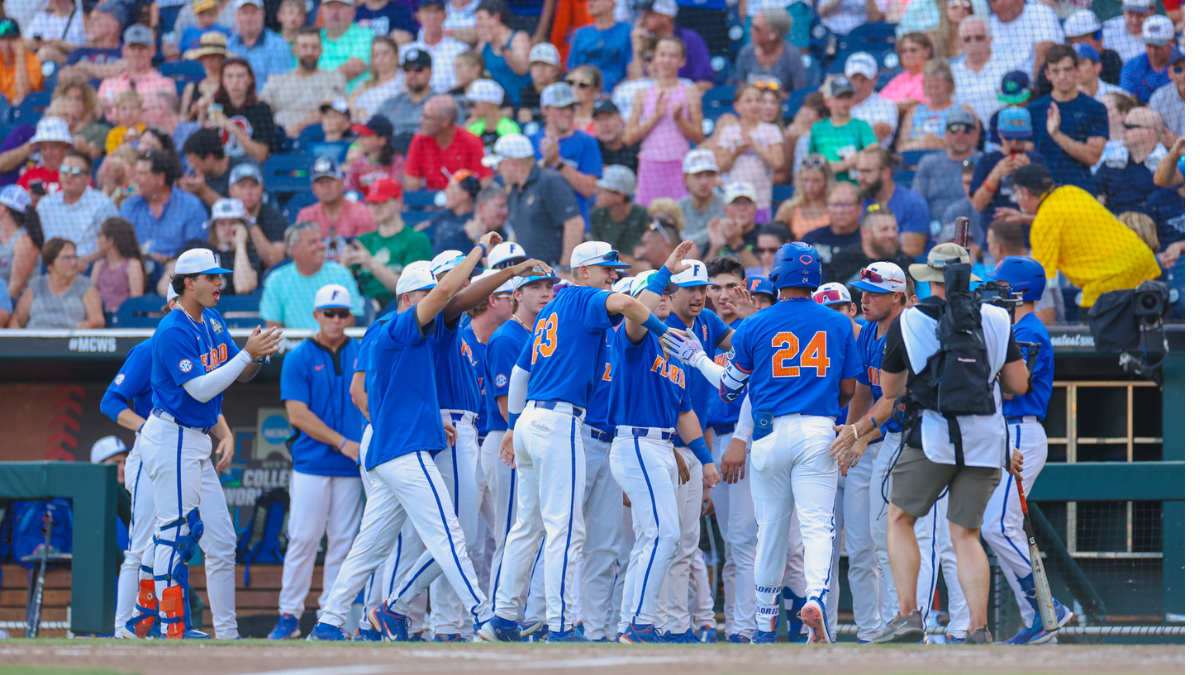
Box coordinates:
[729,297,863,418]
[522,285,621,409]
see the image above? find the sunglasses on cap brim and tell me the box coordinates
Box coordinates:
[860,267,903,285]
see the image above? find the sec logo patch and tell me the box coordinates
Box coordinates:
[114,374,125,385]
[179,359,194,373]
[495,373,508,387]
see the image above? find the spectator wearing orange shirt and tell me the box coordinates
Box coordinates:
[0,19,43,106]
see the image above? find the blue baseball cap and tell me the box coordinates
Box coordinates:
[998,71,1031,105]
[745,275,775,297]
[997,106,1033,140]
[1073,42,1101,62]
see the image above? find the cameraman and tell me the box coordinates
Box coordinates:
[1015,164,1161,309]
[873,243,1029,645]
[981,256,1073,645]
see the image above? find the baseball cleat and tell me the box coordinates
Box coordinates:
[307,622,348,641]
[963,628,993,644]
[353,628,382,642]
[267,614,301,640]
[873,610,926,644]
[726,633,751,644]
[547,629,589,642]
[618,623,661,643]
[407,631,426,642]
[947,635,966,644]
[367,605,411,642]
[661,630,701,643]
[801,597,830,644]
[1001,623,1038,645]
[697,625,718,643]
[752,629,778,644]
[434,633,467,642]
[786,606,805,642]
[1029,600,1073,645]
[519,620,546,638]
[478,616,521,642]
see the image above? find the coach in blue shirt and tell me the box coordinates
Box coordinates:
[1119,15,1180,102]
[1027,44,1107,193]
[227,0,295,92]
[531,83,604,225]
[119,149,209,262]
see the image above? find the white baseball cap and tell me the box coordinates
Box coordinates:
[671,259,714,287]
[209,198,245,223]
[488,242,529,268]
[90,436,128,464]
[395,261,438,296]
[611,275,637,295]
[0,184,30,212]
[814,282,853,306]
[431,250,465,276]
[175,248,232,275]
[476,269,518,294]
[596,164,637,196]
[640,0,677,17]
[683,148,719,174]
[314,283,353,310]
[516,271,561,288]
[540,81,577,108]
[483,134,535,167]
[724,182,757,205]
[166,284,179,302]
[570,241,630,269]
[1143,15,1176,46]
[845,52,878,79]
[1063,9,1101,37]
[467,79,505,105]
[30,117,72,145]
[849,261,907,294]
[630,269,659,295]
[529,42,560,67]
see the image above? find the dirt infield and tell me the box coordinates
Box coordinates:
[0,640,1185,675]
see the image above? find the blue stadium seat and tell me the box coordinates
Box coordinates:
[216,293,265,328]
[402,210,432,228]
[405,189,441,209]
[111,295,169,328]
[845,22,898,56]
[283,190,319,223]
[894,168,915,188]
[263,152,315,195]
[772,184,794,206]
[801,54,822,91]
[901,149,938,168]
[160,60,206,84]
[782,85,818,120]
[9,91,51,125]
[357,300,376,327]
[703,83,738,115]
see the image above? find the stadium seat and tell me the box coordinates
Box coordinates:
[263,152,316,195]
[9,91,51,125]
[283,190,319,223]
[781,85,818,120]
[703,84,738,116]
[901,149,938,168]
[405,189,441,209]
[894,168,915,188]
[111,295,169,328]
[160,60,206,84]
[381,298,397,315]
[402,210,432,228]
[845,22,899,56]
[772,184,794,206]
[801,54,822,92]
[216,293,265,328]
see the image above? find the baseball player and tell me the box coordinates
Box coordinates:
[90,436,132,631]
[481,272,558,638]
[268,285,366,640]
[609,262,720,643]
[143,248,283,639]
[982,256,1072,645]
[669,242,863,643]
[479,241,671,643]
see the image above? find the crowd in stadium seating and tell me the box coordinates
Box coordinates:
[0,0,1184,329]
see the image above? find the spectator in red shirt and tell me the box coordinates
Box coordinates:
[345,115,405,193]
[295,155,378,239]
[402,94,492,191]
[18,117,73,203]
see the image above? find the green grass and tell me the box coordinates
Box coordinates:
[0,667,138,675]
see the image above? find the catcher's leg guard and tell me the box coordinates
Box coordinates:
[161,585,186,639]
[135,577,157,637]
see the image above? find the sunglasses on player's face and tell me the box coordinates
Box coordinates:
[322,309,351,319]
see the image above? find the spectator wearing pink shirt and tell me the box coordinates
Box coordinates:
[295,155,378,239]
[343,115,405,193]
[879,32,932,116]
[96,26,175,121]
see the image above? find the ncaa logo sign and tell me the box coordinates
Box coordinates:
[179,359,194,373]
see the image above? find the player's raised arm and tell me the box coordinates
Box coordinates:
[445,257,554,318]
[416,233,503,327]
[625,241,695,343]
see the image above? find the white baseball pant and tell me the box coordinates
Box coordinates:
[610,429,678,630]
[579,428,622,640]
[663,444,703,635]
[871,433,900,622]
[708,432,757,639]
[379,520,429,632]
[982,419,1050,629]
[784,508,836,640]
[118,434,154,628]
[749,414,838,635]
[609,506,635,634]
[689,547,716,630]
[834,441,882,641]
[277,471,363,616]
[475,433,494,596]
[140,414,238,639]
[427,411,482,635]
[480,429,546,624]
[916,490,967,639]
[491,403,586,634]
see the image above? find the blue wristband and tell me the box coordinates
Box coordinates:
[645,265,674,296]
[687,436,714,466]
[641,314,669,338]
[507,412,520,430]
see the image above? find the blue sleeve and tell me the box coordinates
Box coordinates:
[578,136,603,178]
[614,323,644,362]
[517,333,534,372]
[157,327,207,385]
[1119,62,1137,99]
[729,323,754,373]
[385,307,426,345]
[900,190,931,235]
[279,344,311,405]
[582,288,618,333]
[840,322,864,381]
[486,332,522,397]
[356,323,380,373]
[99,387,130,423]
[101,345,152,422]
[1090,99,1110,139]
[679,386,693,413]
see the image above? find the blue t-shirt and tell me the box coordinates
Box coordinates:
[355,2,418,37]
[101,339,155,424]
[863,184,933,253]
[608,323,692,429]
[567,22,634,94]
[530,129,604,225]
[585,326,617,434]
[1144,187,1185,248]
[725,297,863,417]
[432,314,482,412]
[460,320,491,428]
[179,23,233,52]
[855,320,900,435]
[1119,50,1179,103]
[66,46,122,66]
[354,310,394,464]
[667,308,732,430]
[150,307,240,429]
[485,318,530,434]
[524,285,619,409]
[708,317,743,429]
[1026,93,1109,192]
[1003,312,1054,420]
[280,338,364,477]
[1095,156,1158,217]
[366,307,448,469]
[969,149,1047,225]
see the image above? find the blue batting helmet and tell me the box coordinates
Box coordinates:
[745,275,775,298]
[991,255,1046,302]
[769,242,822,291]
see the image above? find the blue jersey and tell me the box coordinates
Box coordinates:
[433,315,482,412]
[460,321,491,429]
[524,285,620,408]
[485,319,530,434]
[150,307,240,429]
[726,298,862,418]
[101,339,155,424]
[366,308,448,470]
[1004,313,1054,420]
[608,324,691,429]
[667,308,732,429]
[584,327,617,435]
[856,321,901,435]
[280,338,364,477]
[708,318,743,429]
[354,310,394,466]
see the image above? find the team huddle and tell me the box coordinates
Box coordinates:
[102,232,1069,645]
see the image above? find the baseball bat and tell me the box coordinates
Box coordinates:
[953,216,970,247]
[1015,478,1058,631]
[24,510,53,638]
